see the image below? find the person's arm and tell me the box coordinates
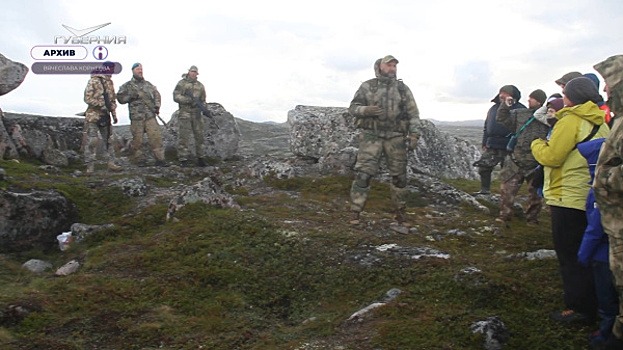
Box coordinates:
[173,81,192,105]
[530,117,577,167]
[594,122,623,194]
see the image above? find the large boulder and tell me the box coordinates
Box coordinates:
[0,189,79,253]
[0,53,28,96]
[162,103,240,160]
[287,105,480,180]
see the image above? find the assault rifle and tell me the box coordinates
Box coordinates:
[132,84,167,126]
[184,91,219,129]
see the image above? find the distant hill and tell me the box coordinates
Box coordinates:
[425,119,484,146]
[235,117,292,158]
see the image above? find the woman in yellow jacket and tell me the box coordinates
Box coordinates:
[531,76,610,324]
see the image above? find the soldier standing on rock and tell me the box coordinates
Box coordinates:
[348,55,421,226]
[83,62,122,174]
[117,63,168,167]
[173,65,207,167]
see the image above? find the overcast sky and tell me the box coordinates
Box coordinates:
[0,0,621,125]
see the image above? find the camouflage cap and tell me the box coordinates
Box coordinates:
[189,65,199,73]
[380,55,399,64]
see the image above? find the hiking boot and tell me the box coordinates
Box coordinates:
[155,160,169,167]
[472,190,491,196]
[107,161,122,172]
[349,211,361,225]
[86,163,95,175]
[179,159,193,167]
[197,157,207,167]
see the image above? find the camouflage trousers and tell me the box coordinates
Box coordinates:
[609,235,623,339]
[83,121,116,165]
[177,109,205,161]
[473,148,507,174]
[498,159,543,222]
[130,117,164,162]
[350,132,408,212]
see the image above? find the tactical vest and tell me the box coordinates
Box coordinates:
[356,79,410,134]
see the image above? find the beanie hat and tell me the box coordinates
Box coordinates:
[583,73,600,90]
[529,89,547,105]
[563,77,602,105]
[555,71,583,86]
[546,98,564,112]
[491,85,521,103]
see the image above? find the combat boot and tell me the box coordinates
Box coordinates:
[394,209,411,227]
[107,161,122,172]
[349,211,361,225]
[155,159,169,167]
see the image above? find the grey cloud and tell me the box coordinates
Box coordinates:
[448,61,497,103]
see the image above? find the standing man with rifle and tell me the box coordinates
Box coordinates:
[173,65,208,167]
[83,62,122,174]
[117,63,168,167]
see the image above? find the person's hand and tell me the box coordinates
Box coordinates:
[504,96,515,107]
[408,134,419,150]
[362,106,383,117]
[112,111,118,124]
[155,107,160,115]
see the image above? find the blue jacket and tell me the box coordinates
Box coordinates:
[577,137,608,265]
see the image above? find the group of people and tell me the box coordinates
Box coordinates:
[82,62,211,174]
[348,53,623,349]
[471,56,623,349]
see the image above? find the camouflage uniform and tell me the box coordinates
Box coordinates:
[349,56,421,217]
[593,54,623,340]
[117,76,165,162]
[173,69,206,163]
[83,73,118,168]
[496,104,550,223]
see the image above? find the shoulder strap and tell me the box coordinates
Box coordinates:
[515,115,535,136]
[573,124,600,150]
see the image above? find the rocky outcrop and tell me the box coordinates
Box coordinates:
[161,103,240,160]
[0,189,79,253]
[287,105,480,180]
[2,103,241,164]
[0,54,28,96]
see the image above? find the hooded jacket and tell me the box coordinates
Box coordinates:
[349,58,421,137]
[173,73,206,111]
[593,54,623,238]
[531,101,610,210]
[483,87,525,149]
[577,138,608,265]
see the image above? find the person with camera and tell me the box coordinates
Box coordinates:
[494,89,550,226]
[472,85,525,196]
[83,62,122,174]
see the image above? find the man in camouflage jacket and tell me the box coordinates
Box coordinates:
[593,54,623,347]
[83,63,121,174]
[117,63,167,167]
[173,65,207,167]
[495,89,550,225]
[348,55,421,225]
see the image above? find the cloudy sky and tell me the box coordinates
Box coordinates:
[0,0,621,125]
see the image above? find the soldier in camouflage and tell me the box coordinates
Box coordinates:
[83,62,122,174]
[117,63,167,167]
[173,65,207,167]
[495,89,550,225]
[593,54,623,348]
[348,55,421,225]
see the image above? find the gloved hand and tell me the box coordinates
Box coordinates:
[112,111,118,124]
[408,133,419,150]
[362,106,383,117]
